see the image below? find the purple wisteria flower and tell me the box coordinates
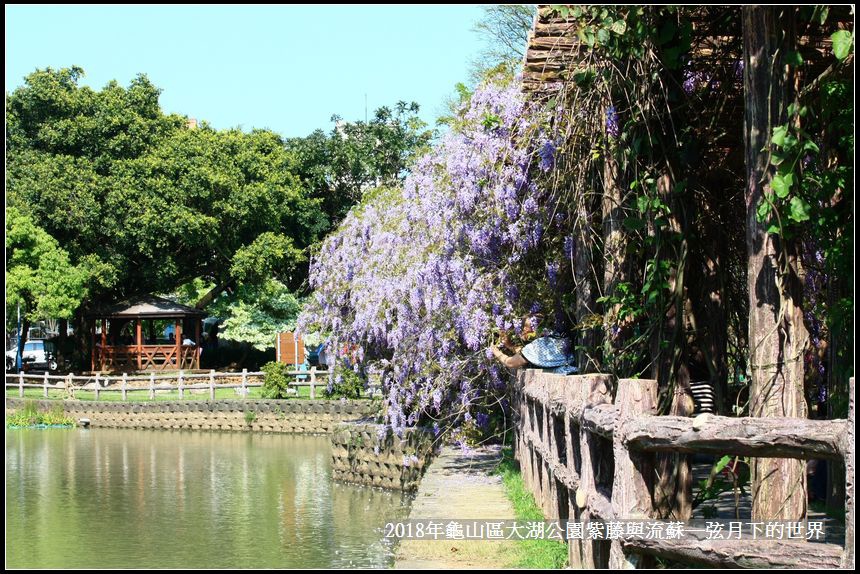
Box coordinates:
[297,81,566,437]
[606,106,620,138]
[538,140,556,171]
[563,235,576,260]
[547,262,560,289]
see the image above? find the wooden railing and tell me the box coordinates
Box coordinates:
[4,368,356,401]
[94,344,199,371]
[512,369,854,569]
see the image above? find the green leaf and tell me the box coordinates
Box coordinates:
[770,150,787,166]
[572,71,595,88]
[789,196,812,222]
[715,456,732,474]
[772,125,789,147]
[771,173,793,198]
[622,217,646,231]
[787,50,804,67]
[756,198,770,221]
[597,27,610,46]
[802,140,820,154]
[610,20,627,35]
[831,30,853,61]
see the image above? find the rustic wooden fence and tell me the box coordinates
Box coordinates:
[513,369,854,569]
[4,368,344,401]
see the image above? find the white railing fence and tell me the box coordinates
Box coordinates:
[2,368,377,401]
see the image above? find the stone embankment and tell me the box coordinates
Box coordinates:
[330,422,434,491]
[5,398,375,434]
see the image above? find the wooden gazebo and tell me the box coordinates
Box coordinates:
[89,296,205,373]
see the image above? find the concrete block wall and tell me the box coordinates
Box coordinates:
[5,398,377,434]
[330,422,435,492]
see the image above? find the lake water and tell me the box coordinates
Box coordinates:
[6,428,411,568]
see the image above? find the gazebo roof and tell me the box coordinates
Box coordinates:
[90,296,205,319]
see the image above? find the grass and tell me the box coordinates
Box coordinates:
[494,446,569,569]
[5,385,369,402]
[6,400,75,427]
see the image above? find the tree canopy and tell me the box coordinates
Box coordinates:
[285,101,434,223]
[6,67,326,311]
[5,207,88,328]
[6,67,437,365]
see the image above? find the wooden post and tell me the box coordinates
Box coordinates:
[95,374,101,401]
[43,371,49,398]
[310,367,316,399]
[101,319,107,371]
[577,375,612,569]
[91,321,96,372]
[209,369,216,401]
[843,377,855,569]
[654,376,695,520]
[136,319,143,371]
[149,373,155,400]
[18,372,24,398]
[241,368,247,398]
[66,373,74,398]
[178,370,184,399]
[174,320,181,369]
[195,319,201,369]
[122,372,128,401]
[609,378,658,569]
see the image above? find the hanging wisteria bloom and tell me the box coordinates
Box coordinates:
[298,81,563,439]
[605,106,620,138]
[538,140,557,171]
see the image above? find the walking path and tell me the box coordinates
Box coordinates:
[394,444,518,569]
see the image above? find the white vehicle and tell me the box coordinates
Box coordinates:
[5,340,57,372]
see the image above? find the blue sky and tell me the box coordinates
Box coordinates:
[5,4,491,137]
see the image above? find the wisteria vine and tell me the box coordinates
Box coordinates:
[298,82,566,439]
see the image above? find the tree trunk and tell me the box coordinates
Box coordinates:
[601,125,630,376]
[743,6,808,521]
[573,184,600,373]
[18,317,31,370]
[194,279,234,310]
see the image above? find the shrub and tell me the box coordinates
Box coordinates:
[324,365,366,399]
[261,361,293,399]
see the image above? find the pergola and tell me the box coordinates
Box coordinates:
[89,296,205,373]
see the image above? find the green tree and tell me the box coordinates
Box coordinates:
[6,67,327,366]
[197,279,301,352]
[286,101,434,224]
[5,207,88,351]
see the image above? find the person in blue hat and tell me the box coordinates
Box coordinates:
[489,315,578,375]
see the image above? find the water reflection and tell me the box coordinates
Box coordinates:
[6,429,411,569]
